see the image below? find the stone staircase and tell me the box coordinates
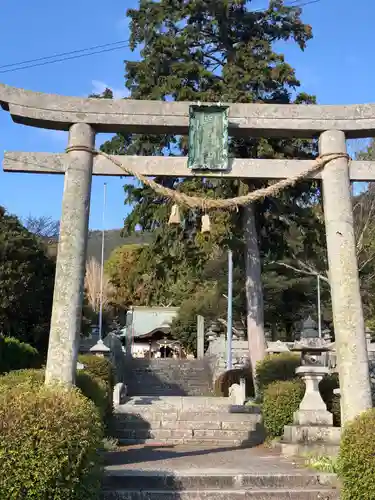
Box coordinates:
[125,358,214,396]
[102,446,340,499]
[114,396,265,446]
[106,359,341,499]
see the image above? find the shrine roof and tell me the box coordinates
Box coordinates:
[124,306,180,339]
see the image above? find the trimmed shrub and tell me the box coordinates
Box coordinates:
[78,355,115,391]
[331,394,341,427]
[214,367,254,398]
[338,408,375,500]
[0,368,44,387]
[0,336,41,374]
[76,370,109,421]
[255,352,300,397]
[256,355,340,426]
[78,355,115,425]
[0,383,103,499]
[319,372,340,426]
[0,368,109,427]
[262,379,305,438]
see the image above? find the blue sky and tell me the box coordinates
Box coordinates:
[0,0,373,229]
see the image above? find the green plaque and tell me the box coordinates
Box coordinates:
[188,105,229,171]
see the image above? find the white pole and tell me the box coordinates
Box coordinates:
[317,274,322,338]
[98,182,107,342]
[226,249,233,370]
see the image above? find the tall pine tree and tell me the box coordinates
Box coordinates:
[101,0,318,375]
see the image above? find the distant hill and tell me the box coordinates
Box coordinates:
[44,229,152,262]
[87,229,152,262]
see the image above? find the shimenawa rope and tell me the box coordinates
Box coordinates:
[65,146,349,212]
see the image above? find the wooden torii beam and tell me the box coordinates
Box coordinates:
[1,83,373,424]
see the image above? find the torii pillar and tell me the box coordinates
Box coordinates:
[320,130,372,422]
[45,124,95,386]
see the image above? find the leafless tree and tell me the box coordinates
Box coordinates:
[274,185,375,286]
[353,183,375,284]
[23,215,60,240]
[84,257,115,313]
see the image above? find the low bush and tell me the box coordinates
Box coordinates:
[76,370,109,421]
[214,367,254,398]
[262,379,305,438]
[0,368,110,427]
[338,408,375,499]
[0,382,103,499]
[78,355,115,425]
[0,368,44,386]
[78,354,115,390]
[319,372,340,426]
[331,393,341,427]
[256,354,341,426]
[0,336,41,374]
[255,352,300,397]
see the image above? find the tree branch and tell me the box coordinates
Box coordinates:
[217,318,242,336]
[272,261,330,283]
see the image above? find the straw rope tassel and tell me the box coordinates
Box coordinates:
[168,204,181,225]
[201,213,211,233]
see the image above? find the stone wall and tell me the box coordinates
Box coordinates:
[205,335,250,382]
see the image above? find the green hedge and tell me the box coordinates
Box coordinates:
[0,336,41,374]
[319,372,340,426]
[331,394,341,427]
[262,379,306,438]
[78,354,115,391]
[0,368,44,387]
[0,382,103,499]
[255,352,300,397]
[338,408,375,500]
[256,353,341,427]
[76,370,109,422]
[0,368,110,428]
[78,355,114,423]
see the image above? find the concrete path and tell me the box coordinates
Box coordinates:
[105,443,318,473]
[102,443,340,499]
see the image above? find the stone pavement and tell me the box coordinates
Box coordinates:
[102,443,340,499]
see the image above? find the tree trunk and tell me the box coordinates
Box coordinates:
[243,203,266,384]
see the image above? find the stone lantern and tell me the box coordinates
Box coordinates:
[300,316,318,338]
[89,338,111,358]
[281,316,341,457]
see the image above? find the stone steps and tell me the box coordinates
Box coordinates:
[102,489,340,499]
[101,471,340,499]
[116,433,262,447]
[114,398,264,445]
[125,359,213,397]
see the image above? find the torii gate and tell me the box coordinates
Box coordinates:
[1,82,374,423]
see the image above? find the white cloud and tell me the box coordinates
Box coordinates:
[91,80,129,99]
